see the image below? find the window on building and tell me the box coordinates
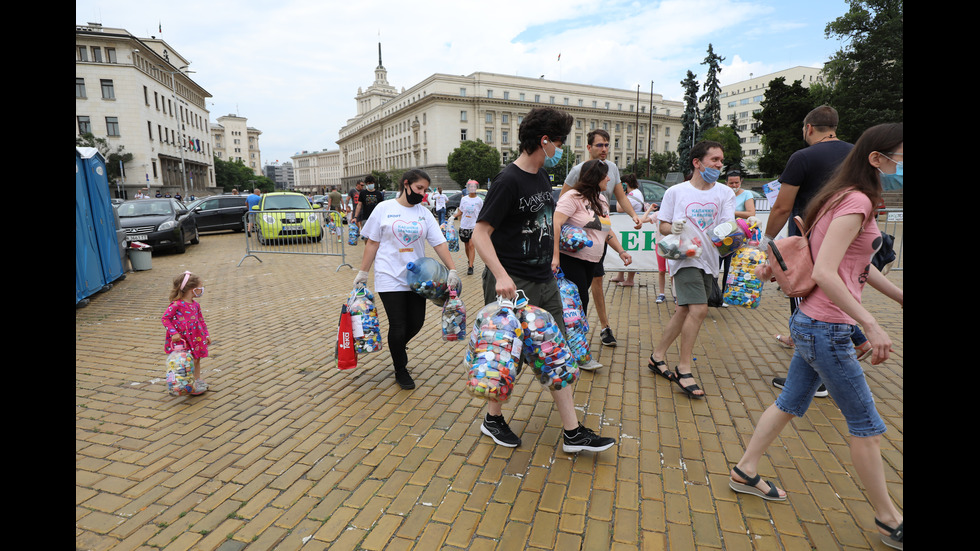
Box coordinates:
[77,116,91,135]
[100,79,115,99]
[460,128,467,141]
[147,121,153,140]
[77,46,88,61]
[460,110,467,121]
[485,130,493,143]
[501,114,509,124]
[91,47,102,63]
[502,130,509,145]
[534,94,540,102]
[503,91,510,100]
[460,88,466,96]
[106,117,120,136]
[486,112,493,123]
[487,89,493,98]
[519,92,525,101]
[106,48,117,63]
[76,78,86,99]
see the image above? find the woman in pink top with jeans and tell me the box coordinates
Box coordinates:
[728,123,904,550]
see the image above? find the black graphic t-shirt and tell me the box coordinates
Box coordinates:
[479,163,556,281]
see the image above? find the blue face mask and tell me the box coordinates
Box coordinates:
[543,140,563,168]
[879,155,903,191]
[698,166,721,183]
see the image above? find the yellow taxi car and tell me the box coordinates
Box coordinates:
[251,192,324,244]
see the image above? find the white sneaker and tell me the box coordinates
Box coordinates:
[577,359,603,371]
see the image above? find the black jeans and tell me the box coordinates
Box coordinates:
[377,291,427,371]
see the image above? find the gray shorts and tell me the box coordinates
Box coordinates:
[673,267,713,306]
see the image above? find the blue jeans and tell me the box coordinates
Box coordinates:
[437,208,446,225]
[775,310,886,438]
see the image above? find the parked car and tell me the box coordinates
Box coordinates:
[186,195,250,233]
[117,198,199,253]
[609,179,670,213]
[251,192,323,244]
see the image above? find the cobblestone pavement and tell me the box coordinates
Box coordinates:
[76,230,903,551]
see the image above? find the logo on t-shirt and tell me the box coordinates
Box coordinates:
[392,220,422,249]
[685,202,719,231]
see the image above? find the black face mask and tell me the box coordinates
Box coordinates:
[405,189,424,205]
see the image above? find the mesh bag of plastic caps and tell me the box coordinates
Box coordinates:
[347,284,383,353]
[464,296,523,402]
[559,224,593,253]
[709,219,752,258]
[166,344,195,396]
[515,293,579,391]
[723,245,767,309]
[441,222,459,252]
[657,222,703,260]
[442,288,466,341]
[555,269,592,366]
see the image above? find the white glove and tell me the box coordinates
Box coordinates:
[759,234,774,252]
[671,219,686,235]
[353,270,369,287]
[447,269,461,294]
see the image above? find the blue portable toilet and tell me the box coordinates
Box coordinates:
[76,147,124,305]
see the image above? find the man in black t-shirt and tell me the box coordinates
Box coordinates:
[472,107,615,455]
[354,175,385,230]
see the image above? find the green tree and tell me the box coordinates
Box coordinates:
[699,44,725,132]
[447,140,501,186]
[76,132,133,183]
[214,156,274,193]
[701,125,742,172]
[624,152,679,182]
[751,77,814,177]
[821,0,903,141]
[677,70,700,170]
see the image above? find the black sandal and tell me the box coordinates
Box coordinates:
[875,518,903,550]
[673,370,704,399]
[647,354,675,381]
[729,465,786,501]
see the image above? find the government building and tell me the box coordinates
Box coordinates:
[335,47,685,190]
[75,23,216,198]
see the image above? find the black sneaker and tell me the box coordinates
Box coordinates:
[562,423,615,453]
[394,368,415,390]
[467,266,474,275]
[481,415,521,447]
[600,327,617,347]
[772,377,827,397]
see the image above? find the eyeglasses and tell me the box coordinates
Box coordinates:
[591,143,610,149]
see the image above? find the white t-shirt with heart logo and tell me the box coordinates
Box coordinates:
[361,199,447,292]
[656,180,735,277]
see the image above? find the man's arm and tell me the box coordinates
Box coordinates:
[764,183,798,239]
[472,220,516,300]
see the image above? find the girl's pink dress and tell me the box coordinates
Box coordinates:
[162,300,210,359]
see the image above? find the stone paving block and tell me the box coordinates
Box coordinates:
[76,232,902,550]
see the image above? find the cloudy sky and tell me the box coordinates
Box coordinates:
[76,0,850,166]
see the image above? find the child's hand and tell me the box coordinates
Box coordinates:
[205,336,212,345]
[171,333,183,343]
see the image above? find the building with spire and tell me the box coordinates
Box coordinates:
[336,44,684,190]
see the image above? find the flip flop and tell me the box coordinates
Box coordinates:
[647,354,675,381]
[729,466,786,501]
[774,334,795,349]
[673,370,704,399]
[875,518,903,550]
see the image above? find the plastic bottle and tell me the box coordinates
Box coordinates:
[442,222,459,252]
[464,296,523,402]
[559,224,593,253]
[709,219,752,258]
[441,288,466,341]
[516,296,578,391]
[406,256,459,306]
[348,222,359,246]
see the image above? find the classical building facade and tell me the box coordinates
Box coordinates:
[211,114,263,175]
[337,49,684,189]
[75,23,214,198]
[719,66,825,166]
[291,150,342,194]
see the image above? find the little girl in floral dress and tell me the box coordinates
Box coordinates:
[162,271,212,395]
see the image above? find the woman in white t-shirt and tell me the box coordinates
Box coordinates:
[453,179,484,275]
[354,169,460,390]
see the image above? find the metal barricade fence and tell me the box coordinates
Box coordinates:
[238,209,353,271]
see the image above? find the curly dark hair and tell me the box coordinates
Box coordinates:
[518,107,573,154]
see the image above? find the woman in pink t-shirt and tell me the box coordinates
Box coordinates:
[729,123,904,551]
[553,159,632,315]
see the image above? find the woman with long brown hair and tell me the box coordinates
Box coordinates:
[729,123,903,549]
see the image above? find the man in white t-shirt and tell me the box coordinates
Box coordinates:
[646,141,734,399]
[431,187,449,225]
[454,180,484,275]
[561,129,641,351]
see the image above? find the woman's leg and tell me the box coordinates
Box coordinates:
[377,291,426,372]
